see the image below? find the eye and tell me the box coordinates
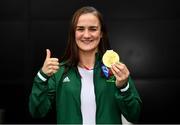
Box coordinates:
[77,28,83,31]
[89,26,98,32]
[76,27,84,32]
[89,28,97,31]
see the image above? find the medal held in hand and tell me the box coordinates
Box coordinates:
[102,50,120,68]
[101,50,120,82]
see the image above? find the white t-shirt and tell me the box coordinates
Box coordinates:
[78,66,96,125]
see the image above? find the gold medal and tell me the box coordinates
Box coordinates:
[102,50,120,68]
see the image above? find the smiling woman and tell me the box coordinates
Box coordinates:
[75,13,102,53]
[29,6,142,124]
[75,13,102,69]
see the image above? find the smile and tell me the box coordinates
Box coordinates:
[82,40,93,44]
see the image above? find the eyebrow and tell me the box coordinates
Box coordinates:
[76,26,99,28]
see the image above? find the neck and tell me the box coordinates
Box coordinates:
[78,51,97,70]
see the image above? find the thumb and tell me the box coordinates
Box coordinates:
[46,49,51,59]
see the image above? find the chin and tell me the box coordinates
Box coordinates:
[79,47,97,52]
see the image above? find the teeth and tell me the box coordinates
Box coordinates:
[83,40,91,43]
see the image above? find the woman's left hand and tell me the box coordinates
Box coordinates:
[110,62,130,88]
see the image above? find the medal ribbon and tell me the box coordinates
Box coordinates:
[101,64,110,78]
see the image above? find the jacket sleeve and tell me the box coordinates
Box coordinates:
[115,76,142,123]
[29,70,57,118]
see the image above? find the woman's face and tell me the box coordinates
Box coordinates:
[75,13,102,53]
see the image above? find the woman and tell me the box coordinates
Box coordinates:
[29,6,142,124]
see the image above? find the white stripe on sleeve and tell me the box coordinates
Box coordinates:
[120,82,129,92]
[37,71,47,82]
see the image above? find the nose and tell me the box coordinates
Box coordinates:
[83,29,90,38]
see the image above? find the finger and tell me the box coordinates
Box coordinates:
[52,70,58,74]
[114,63,126,73]
[111,64,123,76]
[46,49,51,59]
[111,67,119,78]
[111,67,123,82]
[49,58,59,62]
[47,60,59,65]
[52,65,59,70]
[115,63,129,75]
[47,68,59,75]
[46,61,59,66]
[46,68,53,74]
[47,65,59,71]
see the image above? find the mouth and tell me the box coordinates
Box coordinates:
[82,40,93,44]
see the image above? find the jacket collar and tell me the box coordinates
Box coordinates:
[73,52,102,78]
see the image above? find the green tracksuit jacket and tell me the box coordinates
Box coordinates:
[29,55,142,124]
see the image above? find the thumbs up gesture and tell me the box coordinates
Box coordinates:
[41,49,60,76]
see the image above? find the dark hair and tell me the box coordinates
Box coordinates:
[61,6,111,67]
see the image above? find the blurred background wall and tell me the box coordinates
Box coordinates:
[0,0,179,124]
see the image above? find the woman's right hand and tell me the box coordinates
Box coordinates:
[41,49,60,76]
